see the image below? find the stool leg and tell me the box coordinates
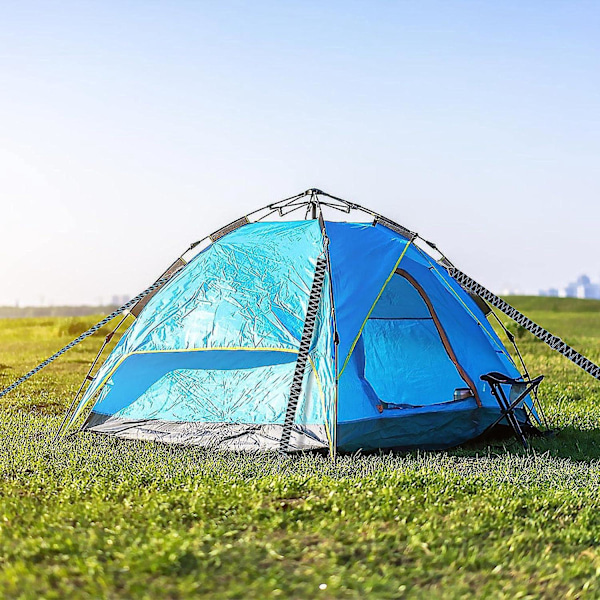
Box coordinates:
[489,384,528,449]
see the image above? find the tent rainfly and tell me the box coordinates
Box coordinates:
[6,189,600,456]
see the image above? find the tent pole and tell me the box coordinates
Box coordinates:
[323,240,339,461]
[319,207,339,460]
[185,191,309,253]
[487,310,549,429]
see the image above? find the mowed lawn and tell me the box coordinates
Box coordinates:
[2,297,600,599]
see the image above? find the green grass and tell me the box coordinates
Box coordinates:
[2,297,600,598]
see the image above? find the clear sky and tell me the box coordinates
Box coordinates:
[1,1,599,305]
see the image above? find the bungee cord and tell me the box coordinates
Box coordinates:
[0,273,179,401]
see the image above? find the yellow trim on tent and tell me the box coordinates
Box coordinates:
[307,354,334,455]
[339,239,413,377]
[94,346,299,396]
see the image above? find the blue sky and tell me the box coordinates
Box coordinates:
[1,1,599,304]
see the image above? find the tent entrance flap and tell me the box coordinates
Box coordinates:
[361,271,477,408]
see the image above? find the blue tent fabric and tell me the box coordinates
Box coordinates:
[77,218,535,453]
[324,222,412,371]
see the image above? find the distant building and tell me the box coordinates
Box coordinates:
[540,275,600,299]
[111,294,130,306]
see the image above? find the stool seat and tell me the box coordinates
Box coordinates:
[481,371,544,387]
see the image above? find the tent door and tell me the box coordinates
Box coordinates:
[360,269,478,409]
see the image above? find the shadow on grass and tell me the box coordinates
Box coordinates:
[353,425,600,463]
[453,426,600,462]
[529,426,600,461]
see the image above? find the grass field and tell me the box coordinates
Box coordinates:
[2,297,600,598]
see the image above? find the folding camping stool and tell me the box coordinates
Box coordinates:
[480,372,544,449]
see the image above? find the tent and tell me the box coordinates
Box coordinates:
[61,189,545,455]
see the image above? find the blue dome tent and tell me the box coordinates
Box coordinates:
[55,188,547,455]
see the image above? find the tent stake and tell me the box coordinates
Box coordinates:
[51,313,130,444]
